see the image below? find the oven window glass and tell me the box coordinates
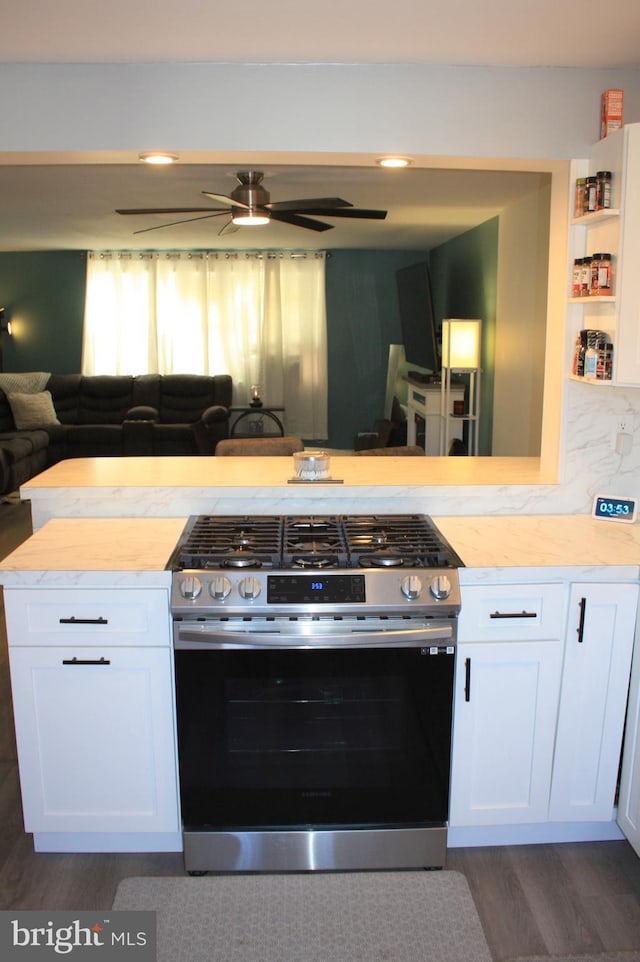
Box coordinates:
[175,647,454,830]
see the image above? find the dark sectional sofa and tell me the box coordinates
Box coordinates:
[0,373,233,495]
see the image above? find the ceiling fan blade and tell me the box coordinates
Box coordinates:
[299,207,388,220]
[268,197,352,212]
[218,218,239,236]
[270,210,334,232]
[130,212,227,235]
[201,190,251,210]
[116,207,229,215]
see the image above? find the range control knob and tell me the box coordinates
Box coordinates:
[238,576,262,600]
[401,574,423,600]
[430,574,452,601]
[209,575,232,601]
[179,575,203,600]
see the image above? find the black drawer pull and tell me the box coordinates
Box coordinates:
[490,610,538,620]
[59,616,108,625]
[62,656,111,666]
[577,596,587,643]
[464,657,471,702]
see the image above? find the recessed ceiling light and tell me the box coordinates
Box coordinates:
[376,157,412,169]
[139,152,179,165]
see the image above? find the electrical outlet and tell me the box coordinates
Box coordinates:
[616,432,633,456]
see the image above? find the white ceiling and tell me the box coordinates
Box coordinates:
[1,0,637,252]
[3,1,639,69]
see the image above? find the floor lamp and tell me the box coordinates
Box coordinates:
[440,319,481,456]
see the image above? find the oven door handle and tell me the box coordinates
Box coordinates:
[174,624,455,650]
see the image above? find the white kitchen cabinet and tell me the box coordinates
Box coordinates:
[450,637,563,826]
[549,582,639,823]
[5,587,180,849]
[450,583,565,827]
[450,579,639,841]
[618,619,640,857]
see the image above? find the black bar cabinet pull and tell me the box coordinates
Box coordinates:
[489,610,537,620]
[577,596,587,643]
[59,616,108,625]
[62,656,111,666]
[464,657,471,702]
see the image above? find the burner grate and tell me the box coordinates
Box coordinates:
[174,515,283,569]
[170,513,463,571]
[343,515,463,569]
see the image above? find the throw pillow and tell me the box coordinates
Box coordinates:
[7,390,60,430]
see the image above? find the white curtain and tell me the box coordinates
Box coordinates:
[82,250,328,440]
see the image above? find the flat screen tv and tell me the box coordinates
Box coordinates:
[396,261,439,375]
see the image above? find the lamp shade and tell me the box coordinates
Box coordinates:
[441,319,481,370]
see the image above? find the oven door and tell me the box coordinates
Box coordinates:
[174,616,455,834]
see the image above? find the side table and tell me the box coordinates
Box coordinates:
[229,406,286,438]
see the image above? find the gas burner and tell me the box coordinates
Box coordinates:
[290,539,334,553]
[359,552,407,568]
[221,554,262,569]
[292,555,339,569]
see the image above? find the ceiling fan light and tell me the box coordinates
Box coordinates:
[376,156,412,169]
[231,211,270,227]
[139,152,179,165]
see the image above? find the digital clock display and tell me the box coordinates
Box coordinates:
[592,495,638,523]
[267,574,366,604]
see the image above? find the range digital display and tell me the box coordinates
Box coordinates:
[267,574,366,604]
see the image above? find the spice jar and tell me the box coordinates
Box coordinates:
[591,253,613,295]
[581,256,592,296]
[596,171,612,210]
[574,178,586,218]
[585,176,598,213]
[572,257,583,297]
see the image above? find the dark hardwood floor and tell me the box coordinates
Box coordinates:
[0,498,639,958]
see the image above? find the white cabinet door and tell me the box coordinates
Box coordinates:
[8,645,179,834]
[549,582,638,822]
[449,638,563,826]
[618,626,640,856]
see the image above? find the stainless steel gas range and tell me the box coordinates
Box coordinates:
[168,513,463,874]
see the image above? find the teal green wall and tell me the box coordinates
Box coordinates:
[325,249,429,449]
[0,252,86,373]
[430,218,498,456]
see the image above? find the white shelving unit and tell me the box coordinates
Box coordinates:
[567,124,640,387]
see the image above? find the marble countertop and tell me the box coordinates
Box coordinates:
[1,514,640,587]
[0,517,186,586]
[434,515,640,578]
[21,455,550,489]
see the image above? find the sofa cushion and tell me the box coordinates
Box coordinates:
[0,430,50,461]
[158,374,232,423]
[77,375,134,424]
[7,391,60,430]
[46,374,83,424]
[61,424,124,456]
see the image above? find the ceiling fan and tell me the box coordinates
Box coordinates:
[116,169,388,235]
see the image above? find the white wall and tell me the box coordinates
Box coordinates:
[493,185,550,456]
[1,63,639,159]
[2,61,640,516]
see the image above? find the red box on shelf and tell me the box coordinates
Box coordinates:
[601,89,624,139]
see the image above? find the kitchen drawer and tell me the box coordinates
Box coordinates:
[458,584,566,642]
[4,588,171,647]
